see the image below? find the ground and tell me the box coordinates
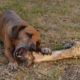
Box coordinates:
[0,0,80,80]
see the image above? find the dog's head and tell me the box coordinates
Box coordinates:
[11,24,41,65]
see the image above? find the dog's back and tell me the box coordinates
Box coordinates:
[0,10,27,28]
[0,10,27,40]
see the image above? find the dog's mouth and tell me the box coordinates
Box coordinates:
[13,43,36,62]
[13,45,29,61]
[16,47,26,58]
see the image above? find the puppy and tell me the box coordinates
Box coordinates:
[0,10,51,70]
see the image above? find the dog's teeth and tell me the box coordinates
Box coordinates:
[17,55,22,58]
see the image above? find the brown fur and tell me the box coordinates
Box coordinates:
[0,10,41,69]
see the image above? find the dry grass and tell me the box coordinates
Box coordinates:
[0,0,80,80]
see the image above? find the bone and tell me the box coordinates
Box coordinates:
[33,41,80,63]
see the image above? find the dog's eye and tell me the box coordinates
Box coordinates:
[26,32,33,38]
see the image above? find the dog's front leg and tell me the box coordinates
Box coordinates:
[36,46,52,55]
[4,48,18,70]
[40,47,52,55]
[4,35,18,70]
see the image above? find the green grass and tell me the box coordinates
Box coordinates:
[0,0,80,80]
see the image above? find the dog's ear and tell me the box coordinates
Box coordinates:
[11,25,26,39]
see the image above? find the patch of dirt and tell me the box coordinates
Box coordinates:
[0,62,57,80]
[60,64,80,80]
[0,57,80,80]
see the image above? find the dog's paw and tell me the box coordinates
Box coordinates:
[8,62,18,71]
[41,48,52,55]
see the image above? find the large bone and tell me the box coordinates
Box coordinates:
[33,41,80,63]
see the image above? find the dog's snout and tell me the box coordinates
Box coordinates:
[14,42,36,58]
[30,43,36,51]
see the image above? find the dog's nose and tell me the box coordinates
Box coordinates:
[29,43,36,51]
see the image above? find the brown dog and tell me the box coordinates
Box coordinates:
[0,10,51,70]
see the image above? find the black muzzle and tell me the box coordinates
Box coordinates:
[13,43,36,60]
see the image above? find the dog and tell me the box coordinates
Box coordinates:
[0,10,52,70]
